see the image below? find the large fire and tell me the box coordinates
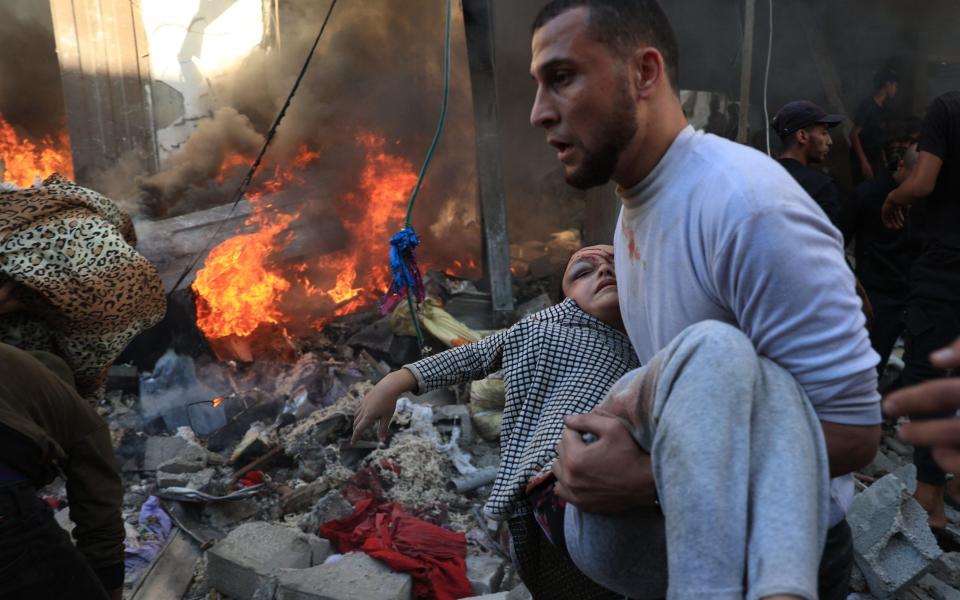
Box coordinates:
[0,114,74,187]
[192,132,435,345]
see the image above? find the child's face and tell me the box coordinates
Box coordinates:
[561,245,621,328]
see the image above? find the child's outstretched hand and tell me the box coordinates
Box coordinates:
[351,368,418,446]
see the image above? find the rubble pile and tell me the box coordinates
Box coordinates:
[39,276,960,599]
[45,278,540,600]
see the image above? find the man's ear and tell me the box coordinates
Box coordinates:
[630,47,665,99]
[796,129,809,146]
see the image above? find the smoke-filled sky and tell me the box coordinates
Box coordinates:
[3,0,960,223]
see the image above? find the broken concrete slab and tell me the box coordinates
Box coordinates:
[298,491,354,534]
[276,552,412,600]
[206,521,331,600]
[848,466,943,598]
[466,555,506,595]
[157,466,214,490]
[144,436,190,471]
[156,443,208,474]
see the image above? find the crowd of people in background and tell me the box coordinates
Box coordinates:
[771,72,960,536]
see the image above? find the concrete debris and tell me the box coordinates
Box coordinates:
[934,553,960,588]
[143,435,190,471]
[230,422,273,464]
[156,443,207,474]
[297,491,354,534]
[206,521,331,600]
[466,555,506,595]
[460,594,508,600]
[911,574,960,600]
[275,551,412,600]
[158,466,214,490]
[848,466,943,598]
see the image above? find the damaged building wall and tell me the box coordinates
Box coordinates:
[48,0,158,185]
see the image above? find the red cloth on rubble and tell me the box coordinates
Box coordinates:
[319,498,473,600]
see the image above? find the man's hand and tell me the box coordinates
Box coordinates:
[861,160,874,180]
[553,410,657,513]
[350,368,417,446]
[881,190,909,230]
[884,337,960,473]
[0,280,23,315]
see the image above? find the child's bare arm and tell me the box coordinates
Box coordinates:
[351,368,418,445]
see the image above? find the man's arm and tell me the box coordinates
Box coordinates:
[821,421,882,476]
[882,151,942,229]
[714,202,882,476]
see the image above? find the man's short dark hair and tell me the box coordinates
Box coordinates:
[532,0,680,93]
[873,67,899,92]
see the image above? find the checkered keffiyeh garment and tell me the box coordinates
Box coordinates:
[406,298,639,519]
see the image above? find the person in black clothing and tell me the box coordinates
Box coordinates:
[772,100,844,229]
[882,90,960,531]
[845,144,920,375]
[850,67,899,183]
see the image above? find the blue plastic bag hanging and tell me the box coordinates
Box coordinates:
[379,227,425,314]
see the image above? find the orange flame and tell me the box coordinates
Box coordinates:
[192,132,475,349]
[211,396,224,407]
[0,114,74,187]
[193,211,296,338]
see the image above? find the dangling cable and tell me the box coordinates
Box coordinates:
[380,0,453,353]
[168,0,339,297]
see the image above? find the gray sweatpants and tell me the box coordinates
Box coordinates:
[564,321,830,600]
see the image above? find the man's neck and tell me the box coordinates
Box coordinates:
[614,98,688,190]
[779,146,809,166]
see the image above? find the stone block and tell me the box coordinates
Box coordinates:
[298,491,354,534]
[143,436,189,470]
[861,449,902,480]
[848,466,943,598]
[206,521,331,600]
[157,466,214,490]
[466,555,506,595]
[156,443,208,474]
[276,552,411,600]
[433,404,475,444]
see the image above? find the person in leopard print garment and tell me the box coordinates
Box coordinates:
[0,173,166,400]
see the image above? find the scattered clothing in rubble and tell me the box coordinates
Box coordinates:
[320,498,473,600]
[0,174,166,399]
[405,298,638,520]
[123,496,171,581]
[565,321,830,600]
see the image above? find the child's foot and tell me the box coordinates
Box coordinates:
[915,482,948,530]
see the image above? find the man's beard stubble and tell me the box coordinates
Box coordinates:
[565,82,638,190]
